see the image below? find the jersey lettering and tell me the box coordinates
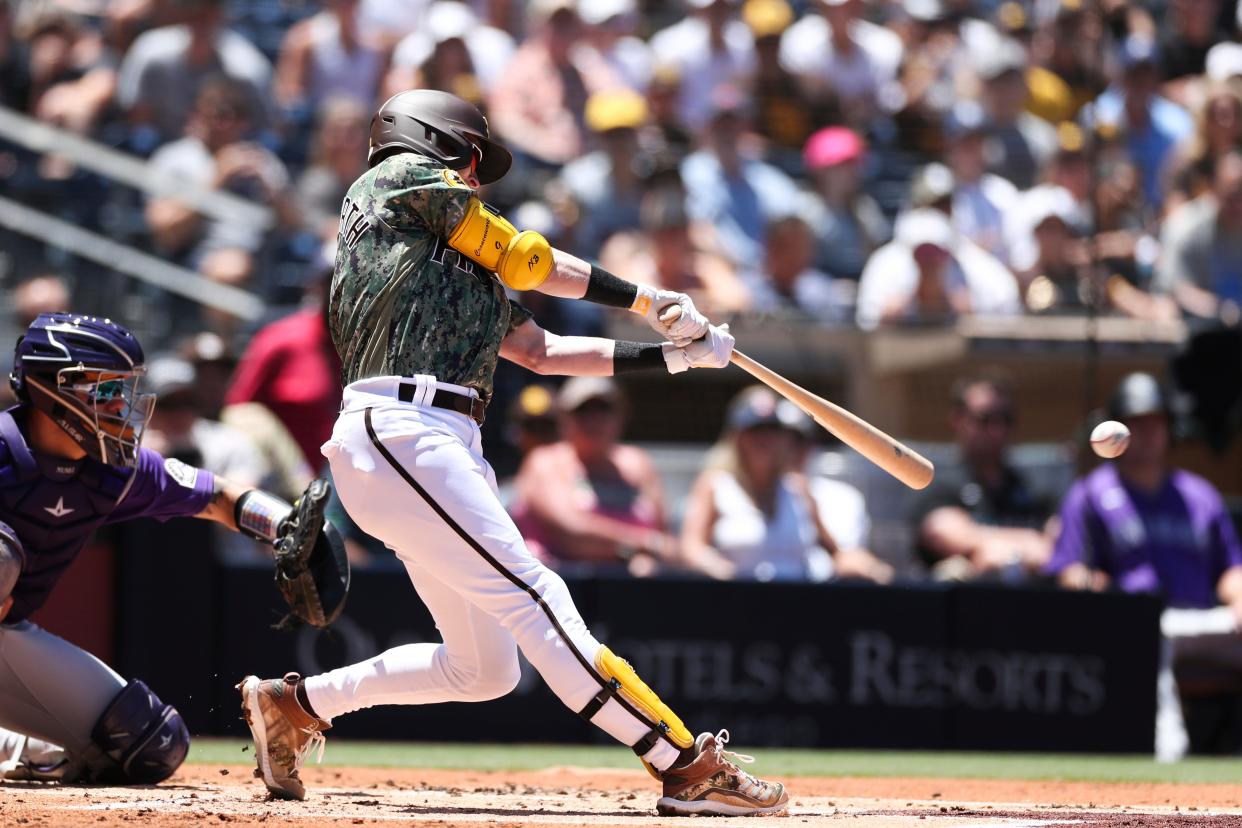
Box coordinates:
[429,235,488,283]
[339,197,369,252]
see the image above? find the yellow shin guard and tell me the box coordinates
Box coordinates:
[588,647,692,777]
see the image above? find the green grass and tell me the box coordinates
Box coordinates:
[189,739,1242,784]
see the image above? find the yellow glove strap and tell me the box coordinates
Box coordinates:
[448,196,516,272]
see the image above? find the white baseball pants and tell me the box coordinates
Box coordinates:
[304,378,682,771]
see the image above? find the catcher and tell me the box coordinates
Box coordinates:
[0,312,347,783]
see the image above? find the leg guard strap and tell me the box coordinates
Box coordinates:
[577,678,621,723]
[630,727,666,758]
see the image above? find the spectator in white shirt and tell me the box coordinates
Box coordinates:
[648,0,755,132]
[383,1,515,101]
[680,85,800,266]
[778,0,902,124]
[944,100,1020,267]
[856,206,1020,329]
[117,0,272,147]
[745,215,854,322]
[577,0,652,91]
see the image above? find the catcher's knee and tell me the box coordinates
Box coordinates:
[579,646,694,755]
[90,680,189,784]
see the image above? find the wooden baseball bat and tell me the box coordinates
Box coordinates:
[660,307,934,490]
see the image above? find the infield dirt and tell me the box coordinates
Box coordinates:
[3,764,1242,827]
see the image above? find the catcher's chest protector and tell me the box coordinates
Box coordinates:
[0,412,132,622]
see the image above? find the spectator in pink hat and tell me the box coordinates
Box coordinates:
[802,125,889,281]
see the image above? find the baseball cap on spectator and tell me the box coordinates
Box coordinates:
[513,385,555,419]
[726,386,804,432]
[903,0,946,23]
[557,376,623,413]
[392,3,478,76]
[742,0,794,38]
[975,38,1027,82]
[803,126,865,170]
[895,208,954,251]
[579,0,634,26]
[908,163,955,208]
[943,100,986,140]
[146,355,197,401]
[1207,42,1242,82]
[13,5,78,40]
[509,385,558,433]
[994,1,1031,36]
[528,0,578,27]
[585,89,648,133]
[1022,184,1081,232]
[1118,33,1160,72]
[1055,121,1085,155]
[426,1,476,43]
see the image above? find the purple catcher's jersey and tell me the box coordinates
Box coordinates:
[1047,463,1242,608]
[0,409,215,623]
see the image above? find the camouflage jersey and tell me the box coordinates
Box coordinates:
[330,153,533,401]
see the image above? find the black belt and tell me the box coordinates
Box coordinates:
[396,383,486,425]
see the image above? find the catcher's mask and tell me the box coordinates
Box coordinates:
[11,313,154,469]
[368,89,512,184]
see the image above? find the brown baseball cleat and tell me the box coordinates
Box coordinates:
[656,730,790,817]
[238,672,330,800]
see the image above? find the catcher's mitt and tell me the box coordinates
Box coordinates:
[273,478,350,628]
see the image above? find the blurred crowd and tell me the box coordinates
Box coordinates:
[5,0,1242,332]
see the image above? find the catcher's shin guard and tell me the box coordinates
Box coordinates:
[579,647,693,777]
[90,680,189,784]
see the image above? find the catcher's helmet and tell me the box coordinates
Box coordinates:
[368,90,512,184]
[10,313,154,468]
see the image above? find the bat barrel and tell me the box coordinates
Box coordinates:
[730,350,934,491]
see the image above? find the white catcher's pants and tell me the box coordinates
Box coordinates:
[305,379,681,771]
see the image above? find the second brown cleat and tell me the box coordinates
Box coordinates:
[238,672,330,800]
[657,729,790,817]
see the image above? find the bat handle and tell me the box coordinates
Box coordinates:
[658,304,740,362]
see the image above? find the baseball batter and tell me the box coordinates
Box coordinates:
[238,90,789,817]
[0,313,342,785]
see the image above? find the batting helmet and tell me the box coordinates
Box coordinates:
[10,313,154,468]
[368,90,512,184]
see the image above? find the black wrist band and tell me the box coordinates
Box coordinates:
[583,265,639,309]
[613,340,666,374]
